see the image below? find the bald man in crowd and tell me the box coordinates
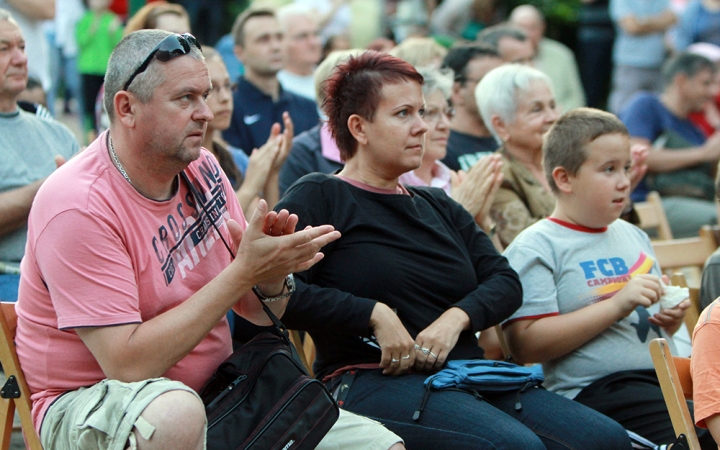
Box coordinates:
[276,4,322,102]
[509,5,585,112]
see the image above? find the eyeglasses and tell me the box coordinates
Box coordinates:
[123,33,202,92]
[423,106,456,124]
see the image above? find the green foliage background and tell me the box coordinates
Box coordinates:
[506,0,583,24]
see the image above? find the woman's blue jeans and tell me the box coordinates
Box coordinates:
[335,369,631,450]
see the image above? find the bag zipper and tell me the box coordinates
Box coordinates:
[205,375,248,410]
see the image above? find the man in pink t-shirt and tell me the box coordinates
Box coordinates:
[13,29,350,450]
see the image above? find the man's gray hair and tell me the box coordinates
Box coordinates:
[418,66,454,100]
[477,24,529,50]
[104,29,204,123]
[0,8,19,26]
[475,63,553,143]
[277,4,316,30]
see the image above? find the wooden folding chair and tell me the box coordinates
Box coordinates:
[0,302,41,449]
[302,333,316,374]
[652,225,717,287]
[702,224,720,248]
[670,272,702,334]
[288,330,315,377]
[635,191,673,240]
[649,338,700,450]
[494,324,514,363]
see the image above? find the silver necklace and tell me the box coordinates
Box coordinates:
[109,137,132,185]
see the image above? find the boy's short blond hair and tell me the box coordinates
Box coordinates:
[543,108,629,193]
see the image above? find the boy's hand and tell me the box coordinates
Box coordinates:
[649,298,689,335]
[611,274,663,317]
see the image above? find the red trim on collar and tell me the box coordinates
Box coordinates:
[547,217,607,233]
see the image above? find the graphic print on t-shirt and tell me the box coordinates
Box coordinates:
[579,252,654,303]
[151,154,231,286]
[579,251,661,342]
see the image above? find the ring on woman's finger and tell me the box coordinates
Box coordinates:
[421,347,431,355]
[429,351,438,359]
[401,355,411,360]
[390,358,400,363]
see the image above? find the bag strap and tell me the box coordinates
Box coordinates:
[258,301,290,340]
[179,171,291,341]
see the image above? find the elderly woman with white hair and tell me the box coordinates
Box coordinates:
[477,64,648,247]
[476,64,560,248]
[399,66,503,248]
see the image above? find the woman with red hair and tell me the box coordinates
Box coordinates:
[272,51,631,449]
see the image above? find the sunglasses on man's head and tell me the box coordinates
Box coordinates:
[123,33,202,92]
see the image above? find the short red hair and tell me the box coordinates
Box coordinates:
[322,51,424,160]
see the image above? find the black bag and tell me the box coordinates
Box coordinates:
[184,169,338,449]
[200,304,339,450]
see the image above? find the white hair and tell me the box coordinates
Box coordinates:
[475,63,553,143]
[0,8,19,26]
[417,66,454,100]
[277,4,316,30]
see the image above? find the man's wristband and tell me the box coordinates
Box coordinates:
[252,274,296,303]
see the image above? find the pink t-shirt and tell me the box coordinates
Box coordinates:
[15,132,246,432]
[398,161,453,195]
[320,122,343,164]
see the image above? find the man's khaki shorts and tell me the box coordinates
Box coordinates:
[40,378,199,450]
[317,409,403,450]
[40,378,401,450]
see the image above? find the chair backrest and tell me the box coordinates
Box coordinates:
[702,224,720,248]
[494,324,514,363]
[635,191,673,240]
[0,302,42,449]
[671,272,702,334]
[288,330,314,377]
[649,338,701,450]
[652,225,717,286]
[302,333,316,375]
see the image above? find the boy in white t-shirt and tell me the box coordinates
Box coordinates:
[502,108,715,448]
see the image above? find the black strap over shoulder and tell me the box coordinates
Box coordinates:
[179,170,291,342]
